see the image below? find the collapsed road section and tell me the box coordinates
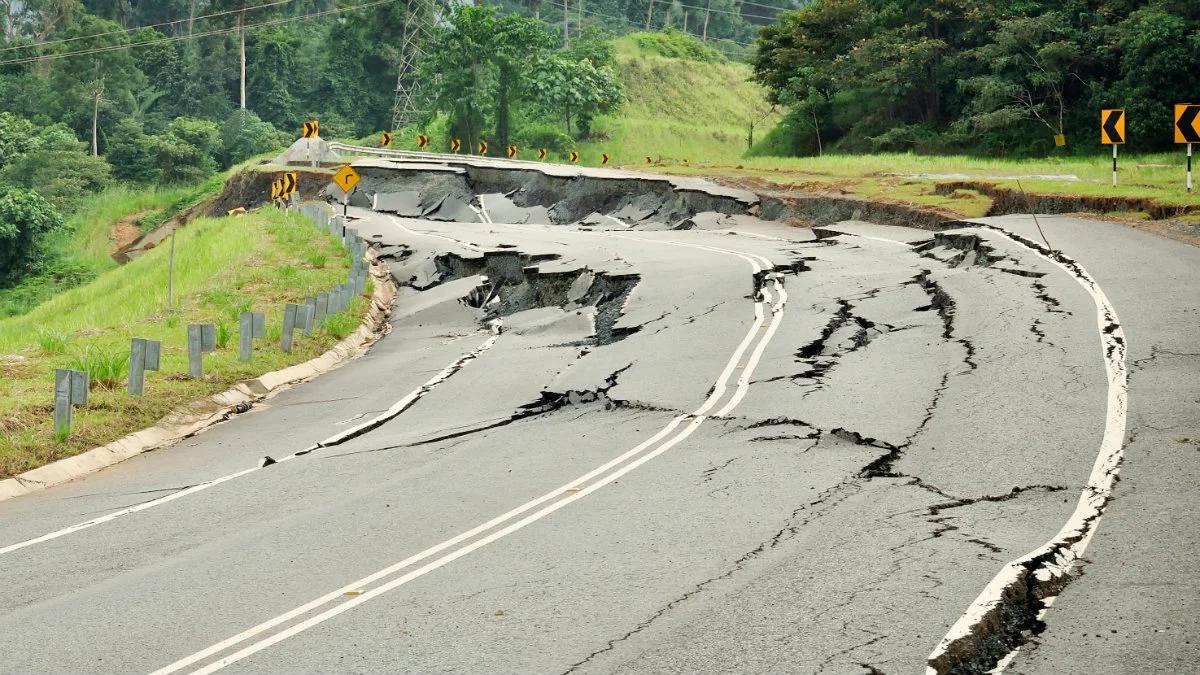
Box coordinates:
[0,153,1142,675]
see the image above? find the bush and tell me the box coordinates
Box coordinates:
[106,118,160,182]
[221,109,285,168]
[156,117,222,184]
[631,31,724,63]
[66,345,129,390]
[0,148,113,212]
[0,187,64,286]
[514,123,575,153]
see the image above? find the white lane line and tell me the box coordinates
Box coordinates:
[154,225,790,675]
[715,277,787,417]
[382,213,485,252]
[925,224,1128,673]
[0,331,500,559]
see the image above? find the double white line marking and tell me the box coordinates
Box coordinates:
[153,237,787,674]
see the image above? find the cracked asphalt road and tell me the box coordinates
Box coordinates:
[0,157,1195,675]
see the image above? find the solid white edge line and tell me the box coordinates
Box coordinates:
[158,225,787,674]
[0,331,500,560]
[925,225,1128,673]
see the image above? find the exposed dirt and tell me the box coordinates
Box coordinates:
[208,167,333,216]
[110,210,153,255]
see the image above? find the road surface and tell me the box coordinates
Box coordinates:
[0,157,1195,674]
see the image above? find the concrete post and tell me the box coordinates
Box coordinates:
[252,312,266,338]
[281,304,298,353]
[200,324,216,353]
[239,311,254,362]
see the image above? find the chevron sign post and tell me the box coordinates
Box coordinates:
[1100,109,1125,187]
[1176,104,1200,192]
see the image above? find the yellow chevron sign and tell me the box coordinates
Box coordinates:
[270,180,281,200]
[417,133,429,149]
[601,153,610,165]
[451,138,462,153]
[283,172,298,197]
[477,140,488,155]
[1100,109,1125,145]
[506,144,518,158]
[538,148,547,160]
[569,150,579,163]
[381,132,393,147]
[301,119,319,138]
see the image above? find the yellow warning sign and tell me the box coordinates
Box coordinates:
[417,134,429,149]
[601,153,610,165]
[1100,109,1125,145]
[301,119,319,138]
[331,165,361,194]
[538,148,547,160]
[569,150,579,163]
[1175,104,1200,144]
[477,140,488,155]
[381,132,393,147]
[451,138,462,153]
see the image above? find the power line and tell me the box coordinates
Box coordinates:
[0,0,299,54]
[0,0,400,68]
[545,1,756,48]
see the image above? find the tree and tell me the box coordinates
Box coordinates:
[528,55,622,137]
[220,108,283,167]
[0,187,64,286]
[245,27,300,129]
[963,12,1090,144]
[105,117,160,182]
[422,5,557,148]
[155,116,221,183]
[0,112,39,169]
[47,13,144,155]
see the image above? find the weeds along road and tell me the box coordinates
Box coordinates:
[0,156,1196,674]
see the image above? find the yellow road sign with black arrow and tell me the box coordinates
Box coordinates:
[301,119,319,138]
[1100,109,1125,144]
[601,153,610,165]
[331,165,361,194]
[537,148,547,160]
[569,150,579,163]
[283,172,298,197]
[1175,104,1200,144]
[417,134,429,149]
[381,132,393,147]
[477,140,488,155]
[506,145,518,159]
[451,138,462,153]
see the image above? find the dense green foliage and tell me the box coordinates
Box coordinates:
[753,0,1200,156]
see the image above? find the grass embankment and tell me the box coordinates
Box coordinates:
[577,35,777,165]
[644,152,1200,221]
[0,207,367,478]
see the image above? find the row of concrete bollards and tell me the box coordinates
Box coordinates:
[53,204,371,440]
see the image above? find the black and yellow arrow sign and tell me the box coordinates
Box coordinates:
[1175,104,1200,144]
[451,138,461,153]
[381,132,393,147]
[477,140,488,155]
[1100,109,1125,144]
[568,150,579,163]
[301,119,319,138]
[270,180,281,200]
[283,172,298,197]
[601,153,610,165]
[537,148,547,160]
[506,144,518,158]
[416,133,429,149]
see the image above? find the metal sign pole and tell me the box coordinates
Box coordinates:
[167,229,176,310]
[1112,144,1118,187]
[1189,143,1193,193]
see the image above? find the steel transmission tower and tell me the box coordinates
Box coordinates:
[390,0,438,132]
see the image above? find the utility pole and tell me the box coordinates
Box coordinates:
[241,2,248,109]
[239,4,246,109]
[562,0,569,46]
[702,0,711,40]
[645,0,654,30]
[684,10,689,33]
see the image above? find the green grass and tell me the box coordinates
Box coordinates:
[0,206,368,479]
[65,185,195,272]
[649,151,1200,217]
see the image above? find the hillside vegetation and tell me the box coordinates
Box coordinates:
[578,34,776,164]
[0,208,365,478]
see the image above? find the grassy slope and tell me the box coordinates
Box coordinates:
[577,36,777,166]
[0,207,367,478]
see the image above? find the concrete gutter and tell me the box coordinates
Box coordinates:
[0,249,397,504]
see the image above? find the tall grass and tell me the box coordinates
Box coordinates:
[63,185,194,273]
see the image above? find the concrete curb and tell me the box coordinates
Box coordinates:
[0,250,396,504]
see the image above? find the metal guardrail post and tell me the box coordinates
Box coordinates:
[302,298,316,335]
[69,369,88,407]
[239,312,254,362]
[130,338,146,395]
[187,325,203,377]
[281,304,298,353]
[54,369,72,438]
[315,292,329,325]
